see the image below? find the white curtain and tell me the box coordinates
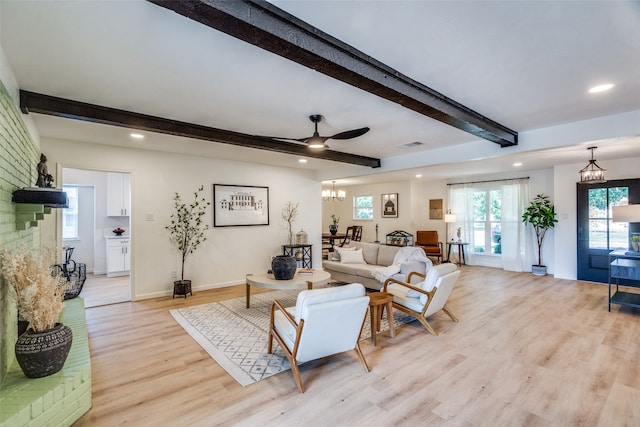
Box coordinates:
[500,179,529,272]
[448,178,530,270]
[448,183,476,264]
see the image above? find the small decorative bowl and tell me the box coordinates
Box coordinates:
[113,228,125,236]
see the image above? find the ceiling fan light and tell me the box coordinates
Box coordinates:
[308,141,328,149]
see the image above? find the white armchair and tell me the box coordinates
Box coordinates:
[267,283,370,393]
[383,263,460,336]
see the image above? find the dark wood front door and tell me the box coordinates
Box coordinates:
[577,179,640,283]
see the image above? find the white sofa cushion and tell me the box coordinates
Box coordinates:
[377,245,399,266]
[340,249,366,264]
[387,282,425,313]
[348,242,380,265]
[331,246,356,261]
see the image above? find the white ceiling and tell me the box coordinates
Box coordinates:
[2,0,639,186]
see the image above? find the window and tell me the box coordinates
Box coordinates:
[588,186,628,249]
[353,195,373,220]
[473,189,501,254]
[62,186,79,240]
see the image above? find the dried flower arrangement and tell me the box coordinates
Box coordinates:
[0,247,69,332]
[282,201,299,245]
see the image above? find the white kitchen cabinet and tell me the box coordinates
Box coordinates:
[106,237,130,277]
[107,172,131,216]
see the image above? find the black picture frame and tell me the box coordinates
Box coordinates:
[213,184,269,227]
[381,193,398,218]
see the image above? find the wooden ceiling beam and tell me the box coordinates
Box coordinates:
[19,90,381,168]
[148,0,518,147]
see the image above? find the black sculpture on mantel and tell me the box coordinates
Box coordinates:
[36,153,54,188]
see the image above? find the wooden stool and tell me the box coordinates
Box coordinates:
[368,292,395,345]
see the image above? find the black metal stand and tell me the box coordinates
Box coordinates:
[283,244,312,269]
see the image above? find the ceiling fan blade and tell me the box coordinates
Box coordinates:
[329,127,370,140]
[254,134,307,143]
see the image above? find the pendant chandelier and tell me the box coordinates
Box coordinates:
[322,181,345,201]
[579,147,606,183]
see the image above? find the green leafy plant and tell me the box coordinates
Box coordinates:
[166,185,210,281]
[331,214,340,225]
[522,194,558,267]
[632,235,640,243]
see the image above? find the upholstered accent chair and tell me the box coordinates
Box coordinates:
[383,263,460,336]
[267,283,371,393]
[415,230,443,263]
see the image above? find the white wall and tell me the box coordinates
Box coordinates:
[41,138,322,300]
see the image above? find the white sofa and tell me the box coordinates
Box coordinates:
[322,241,432,290]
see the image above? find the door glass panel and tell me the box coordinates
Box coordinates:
[609,187,629,249]
[588,187,629,249]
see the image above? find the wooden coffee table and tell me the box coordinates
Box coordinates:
[368,292,395,345]
[245,269,331,308]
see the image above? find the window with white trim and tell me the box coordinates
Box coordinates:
[353,195,373,220]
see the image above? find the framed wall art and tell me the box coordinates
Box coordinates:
[429,199,443,220]
[381,193,398,218]
[213,184,269,227]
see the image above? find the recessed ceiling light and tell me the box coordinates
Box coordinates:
[298,159,307,163]
[415,174,422,178]
[130,133,144,139]
[513,162,522,167]
[588,83,615,93]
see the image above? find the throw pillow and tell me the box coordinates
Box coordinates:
[340,248,366,264]
[406,281,425,298]
[332,246,356,261]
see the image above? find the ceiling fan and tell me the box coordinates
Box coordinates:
[260,114,370,150]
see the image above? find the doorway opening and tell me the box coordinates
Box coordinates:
[62,167,132,307]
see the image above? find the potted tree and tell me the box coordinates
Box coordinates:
[166,185,210,298]
[522,194,558,276]
[0,246,72,378]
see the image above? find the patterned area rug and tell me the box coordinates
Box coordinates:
[170,289,414,386]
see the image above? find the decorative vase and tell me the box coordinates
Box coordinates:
[15,323,73,378]
[329,224,339,236]
[271,255,297,280]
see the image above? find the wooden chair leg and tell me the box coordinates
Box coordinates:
[442,304,458,322]
[417,316,438,336]
[267,329,273,354]
[290,362,305,393]
[353,342,370,372]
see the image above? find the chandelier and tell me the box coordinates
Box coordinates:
[579,147,606,183]
[322,181,345,201]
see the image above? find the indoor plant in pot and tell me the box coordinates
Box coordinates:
[0,246,72,378]
[522,194,558,276]
[329,214,340,235]
[166,185,210,298]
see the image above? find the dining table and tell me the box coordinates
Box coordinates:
[322,232,347,250]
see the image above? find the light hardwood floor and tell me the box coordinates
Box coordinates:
[74,267,640,426]
[80,274,130,308]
